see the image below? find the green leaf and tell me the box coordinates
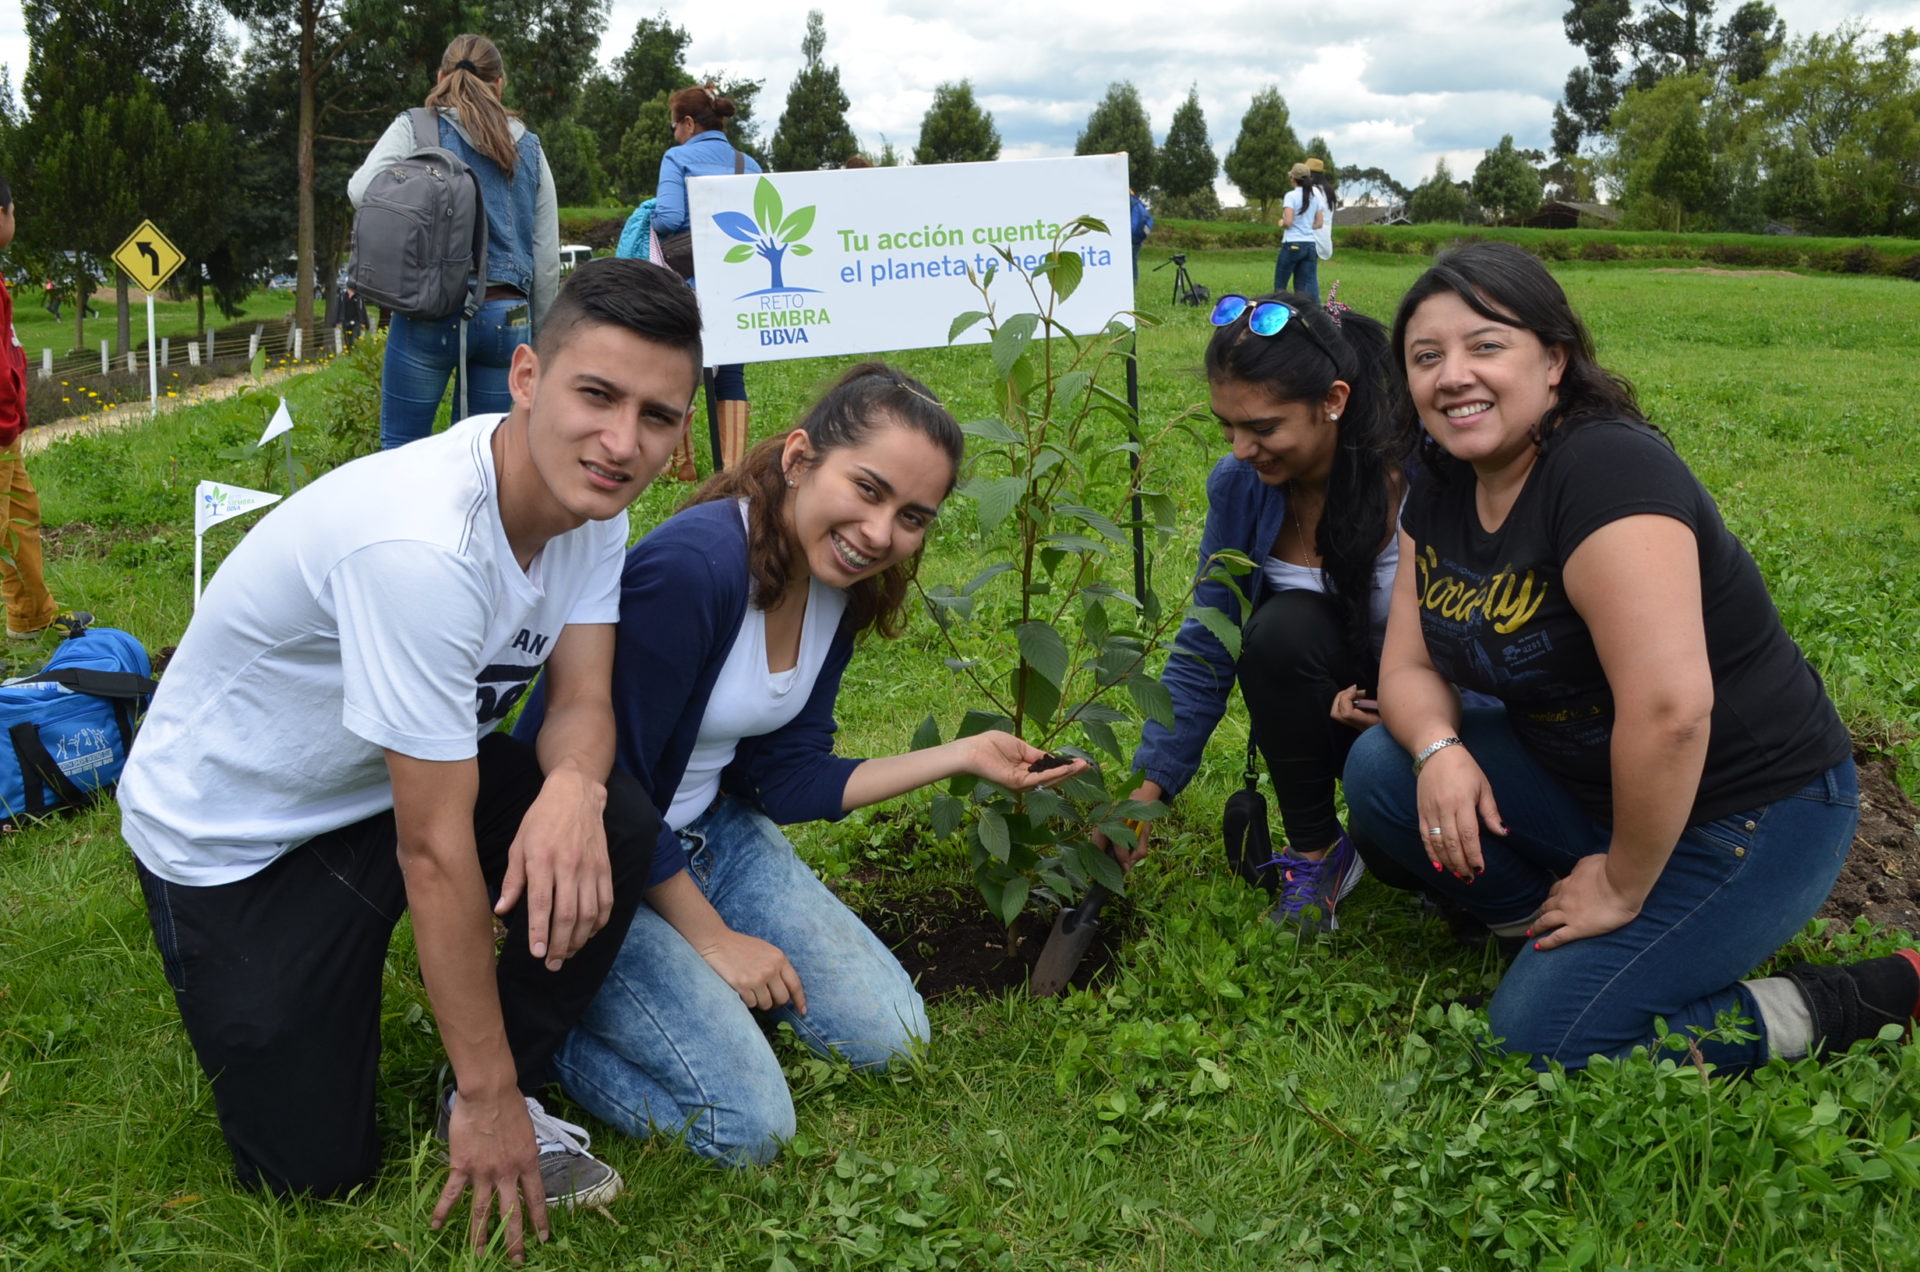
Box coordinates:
[961,562,1014,595]
[931,793,964,840]
[1087,846,1125,891]
[910,714,941,751]
[249,347,266,379]
[993,873,1029,927]
[1189,604,1243,660]
[949,310,990,343]
[1048,249,1084,303]
[1127,670,1175,731]
[958,709,1014,738]
[1017,663,1062,726]
[753,177,784,235]
[961,474,1026,534]
[1056,370,1092,412]
[1064,702,1131,724]
[1024,786,1067,822]
[776,204,816,243]
[979,807,1012,862]
[1079,718,1122,759]
[961,416,1021,444]
[1016,620,1071,689]
[788,244,813,256]
[991,312,1041,379]
[723,244,755,264]
[1056,503,1124,544]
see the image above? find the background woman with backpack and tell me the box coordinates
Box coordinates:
[349,34,559,450]
[654,85,761,472]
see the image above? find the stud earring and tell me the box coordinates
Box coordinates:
[1329,412,1340,421]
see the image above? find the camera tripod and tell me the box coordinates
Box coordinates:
[1152,253,1210,308]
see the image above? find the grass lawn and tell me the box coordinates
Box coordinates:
[2,248,1917,1270]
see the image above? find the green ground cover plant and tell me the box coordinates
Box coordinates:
[2,249,1916,1269]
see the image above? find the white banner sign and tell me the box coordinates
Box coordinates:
[686,155,1132,366]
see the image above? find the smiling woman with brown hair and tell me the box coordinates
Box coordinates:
[1345,240,1916,1073]
[512,363,1086,1167]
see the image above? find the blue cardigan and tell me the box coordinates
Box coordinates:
[1132,455,1290,800]
[652,131,762,236]
[515,501,862,885]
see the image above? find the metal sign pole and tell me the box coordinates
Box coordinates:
[146,293,159,415]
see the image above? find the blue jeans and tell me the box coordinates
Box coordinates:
[1274,242,1319,303]
[1344,709,1858,1072]
[379,297,532,449]
[553,796,927,1166]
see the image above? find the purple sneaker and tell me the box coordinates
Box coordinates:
[1267,831,1364,934]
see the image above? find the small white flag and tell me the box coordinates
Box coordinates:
[259,397,295,445]
[195,480,282,536]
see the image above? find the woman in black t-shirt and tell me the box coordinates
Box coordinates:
[1344,242,1916,1072]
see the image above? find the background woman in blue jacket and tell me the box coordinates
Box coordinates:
[655,84,760,471]
[348,34,558,449]
[1103,293,1411,933]
[518,365,1084,1167]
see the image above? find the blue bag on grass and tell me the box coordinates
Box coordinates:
[0,626,157,826]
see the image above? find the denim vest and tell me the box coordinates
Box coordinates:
[436,115,542,297]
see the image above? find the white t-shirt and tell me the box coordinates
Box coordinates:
[1262,530,1400,658]
[121,414,626,886]
[665,514,848,830]
[1283,187,1326,244]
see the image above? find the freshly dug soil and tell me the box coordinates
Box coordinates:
[1819,750,1920,933]
[862,884,1124,1001]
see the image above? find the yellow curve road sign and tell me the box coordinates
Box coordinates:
[112,220,186,293]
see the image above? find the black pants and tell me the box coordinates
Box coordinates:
[1236,589,1375,854]
[133,733,655,1198]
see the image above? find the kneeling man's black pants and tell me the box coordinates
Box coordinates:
[133,732,655,1198]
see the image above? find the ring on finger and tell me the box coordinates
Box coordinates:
[1428,826,1444,836]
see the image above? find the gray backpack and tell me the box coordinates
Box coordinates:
[348,108,488,324]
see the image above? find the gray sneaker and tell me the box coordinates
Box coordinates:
[436,1090,623,1208]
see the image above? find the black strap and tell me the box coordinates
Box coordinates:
[16,667,159,698]
[1243,734,1261,790]
[733,148,745,175]
[10,721,93,816]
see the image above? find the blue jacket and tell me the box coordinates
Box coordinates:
[1133,456,1289,799]
[653,131,762,236]
[514,501,862,885]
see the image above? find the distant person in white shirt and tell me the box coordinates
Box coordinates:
[119,259,701,1262]
[1276,161,1328,302]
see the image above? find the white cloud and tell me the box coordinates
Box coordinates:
[2,0,1916,201]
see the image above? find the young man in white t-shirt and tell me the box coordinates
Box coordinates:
[119,259,701,1261]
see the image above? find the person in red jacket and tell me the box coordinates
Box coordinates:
[0,172,78,641]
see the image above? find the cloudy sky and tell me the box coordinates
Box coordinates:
[3,0,1917,197]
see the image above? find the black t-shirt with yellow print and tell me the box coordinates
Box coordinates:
[1403,418,1850,827]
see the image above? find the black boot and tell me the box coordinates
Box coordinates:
[1779,951,1920,1056]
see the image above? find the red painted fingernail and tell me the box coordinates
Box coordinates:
[1432,861,1443,872]
[1533,942,1542,951]
[1524,928,1532,937]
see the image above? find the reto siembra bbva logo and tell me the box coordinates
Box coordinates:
[717,177,830,348]
[714,178,820,297]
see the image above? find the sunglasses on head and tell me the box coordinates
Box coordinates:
[1209,294,1339,364]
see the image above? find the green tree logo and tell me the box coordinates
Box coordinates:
[713,177,820,296]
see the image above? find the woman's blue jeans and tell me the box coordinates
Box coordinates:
[552,796,927,1166]
[1344,708,1858,1072]
[379,297,532,449]
[1274,242,1319,303]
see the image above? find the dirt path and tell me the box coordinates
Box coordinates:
[21,367,305,455]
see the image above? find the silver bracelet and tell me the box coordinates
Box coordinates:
[1411,736,1463,774]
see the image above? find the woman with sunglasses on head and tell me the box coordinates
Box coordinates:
[515,365,1085,1167]
[1101,291,1409,932]
[1344,241,1917,1072]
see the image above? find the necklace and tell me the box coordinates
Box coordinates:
[1287,482,1321,565]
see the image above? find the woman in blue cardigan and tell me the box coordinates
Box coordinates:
[519,364,1083,1166]
[1104,293,1416,932]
